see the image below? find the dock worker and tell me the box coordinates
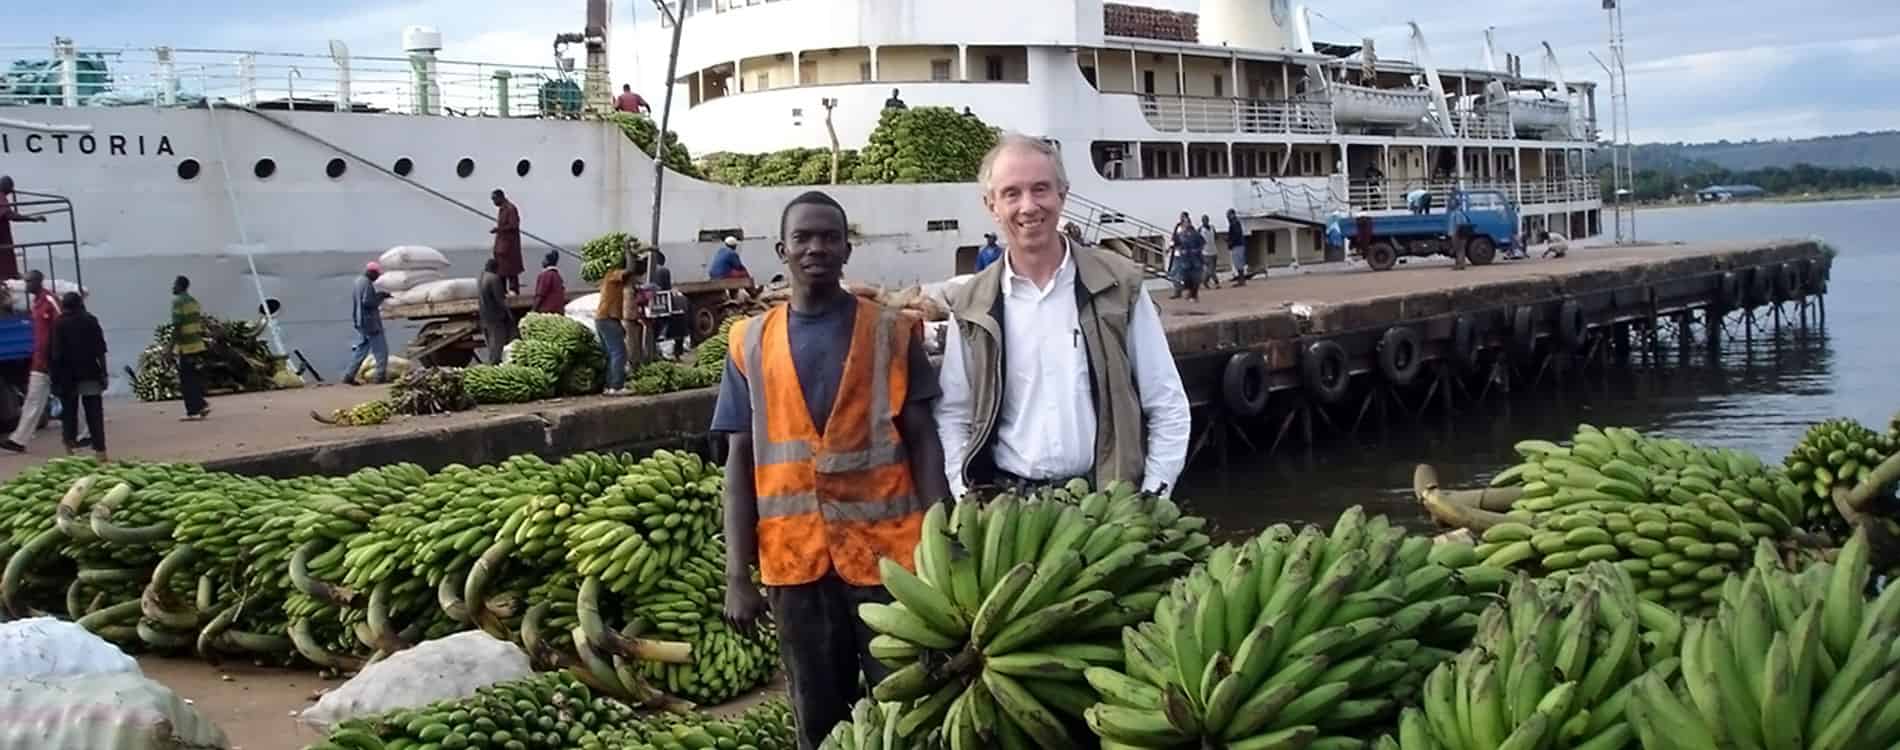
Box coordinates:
[0,176,47,282]
[170,275,211,421]
[343,261,392,386]
[478,258,516,364]
[974,232,1002,272]
[709,236,749,280]
[936,134,1191,499]
[1199,214,1221,290]
[1226,208,1250,286]
[0,270,58,453]
[532,250,567,313]
[714,190,950,750]
[490,189,524,294]
[614,84,651,115]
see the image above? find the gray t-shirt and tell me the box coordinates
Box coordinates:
[710,295,939,435]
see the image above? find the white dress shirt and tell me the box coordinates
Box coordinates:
[935,243,1191,498]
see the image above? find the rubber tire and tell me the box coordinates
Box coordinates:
[1777,262,1800,301]
[1749,266,1774,307]
[1377,327,1424,387]
[1450,315,1482,373]
[692,306,719,343]
[1365,242,1399,272]
[1720,271,1744,310]
[1221,351,1270,418]
[1301,340,1352,405]
[1557,299,1587,352]
[1465,236,1498,266]
[1511,305,1538,359]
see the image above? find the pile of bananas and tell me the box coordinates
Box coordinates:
[1475,425,1815,614]
[387,366,476,416]
[836,481,1210,747]
[576,700,795,750]
[580,232,638,284]
[1383,563,1684,750]
[507,339,573,379]
[128,315,282,402]
[629,360,716,396]
[303,671,639,750]
[1625,528,1900,750]
[1083,507,1507,749]
[326,400,395,427]
[1785,417,1898,530]
[694,316,742,374]
[465,364,556,405]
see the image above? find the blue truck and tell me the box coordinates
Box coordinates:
[1326,188,1520,271]
[1,191,79,433]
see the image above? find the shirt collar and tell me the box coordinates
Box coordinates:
[1000,236,1074,298]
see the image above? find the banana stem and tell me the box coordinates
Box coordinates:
[437,568,470,624]
[363,579,414,654]
[53,476,101,542]
[1414,464,1516,532]
[65,579,87,620]
[289,539,361,608]
[577,576,693,664]
[195,604,237,661]
[570,624,634,699]
[1834,451,1900,520]
[138,619,195,650]
[74,597,140,630]
[521,602,576,670]
[141,544,200,630]
[462,538,515,640]
[2,528,63,618]
[290,618,367,672]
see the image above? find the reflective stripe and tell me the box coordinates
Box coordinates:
[813,310,902,474]
[757,491,932,523]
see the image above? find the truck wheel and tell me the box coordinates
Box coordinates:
[1465,237,1498,266]
[1365,242,1398,272]
[692,307,719,343]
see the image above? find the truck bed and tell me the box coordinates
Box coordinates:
[0,317,29,362]
[1355,212,1452,238]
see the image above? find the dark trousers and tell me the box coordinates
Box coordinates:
[767,573,895,750]
[176,354,208,416]
[56,386,104,452]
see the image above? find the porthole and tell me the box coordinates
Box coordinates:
[325,158,347,179]
[393,157,414,176]
[176,159,201,181]
[253,158,276,179]
[570,159,586,177]
[516,159,532,177]
[456,158,475,178]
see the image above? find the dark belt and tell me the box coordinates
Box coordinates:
[969,470,1088,499]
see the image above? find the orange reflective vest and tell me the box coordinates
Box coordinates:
[730,300,928,587]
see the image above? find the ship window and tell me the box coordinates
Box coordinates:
[325,158,347,179]
[176,159,200,181]
[571,159,586,177]
[516,159,532,177]
[456,158,475,178]
[859,62,872,82]
[931,60,952,82]
[394,157,414,176]
[1142,70,1156,95]
[1213,75,1225,97]
[985,56,1005,82]
[926,219,959,232]
[253,158,276,180]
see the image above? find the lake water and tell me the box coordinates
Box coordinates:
[1178,197,1900,535]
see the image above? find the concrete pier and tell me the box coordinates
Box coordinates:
[0,238,1830,480]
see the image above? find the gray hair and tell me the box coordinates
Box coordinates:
[978,133,1069,195]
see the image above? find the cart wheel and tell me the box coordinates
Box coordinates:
[1364,242,1398,272]
[692,307,719,343]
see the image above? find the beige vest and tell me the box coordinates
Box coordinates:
[944,239,1151,490]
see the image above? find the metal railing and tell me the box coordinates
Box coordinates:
[1345,177,1602,210]
[1132,94,1334,135]
[1452,110,1513,140]
[1247,179,1344,222]
[1063,191,1180,278]
[5,191,83,292]
[0,40,580,117]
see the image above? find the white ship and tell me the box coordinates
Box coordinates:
[0,0,1603,391]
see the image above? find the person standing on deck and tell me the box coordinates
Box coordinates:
[594,265,631,395]
[614,84,651,115]
[1199,214,1221,289]
[478,258,516,364]
[936,134,1191,499]
[0,270,59,452]
[49,292,107,460]
[1226,209,1251,286]
[715,190,950,750]
[1170,212,1204,302]
[170,276,211,421]
[0,176,48,282]
[532,251,567,313]
[709,236,749,280]
[490,189,524,294]
[343,262,392,386]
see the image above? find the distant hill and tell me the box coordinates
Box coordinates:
[1629,131,1900,172]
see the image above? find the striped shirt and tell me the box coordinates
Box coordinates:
[172,292,207,355]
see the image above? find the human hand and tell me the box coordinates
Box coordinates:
[723,579,768,634]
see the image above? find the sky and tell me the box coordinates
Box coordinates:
[6,0,1897,144]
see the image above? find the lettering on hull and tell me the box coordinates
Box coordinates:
[0,132,176,157]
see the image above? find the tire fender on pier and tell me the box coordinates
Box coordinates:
[1749,265,1774,307]
[1777,262,1800,301]
[1301,340,1352,405]
[1450,315,1482,373]
[1557,300,1587,352]
[1377,326,1424,386]
[1511,306,1538,359]
[1719,271,1744,311]
[1221,351,1270,417]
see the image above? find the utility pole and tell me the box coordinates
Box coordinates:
[822,97,841,184]
[1604,0,1634,243]
[638,0,690,272]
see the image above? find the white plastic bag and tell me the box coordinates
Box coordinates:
[424,278,481,303]
[296,631,532,733]
[0,617,140,679]
[373,269,445,294]
[378,245,452,271]
[0,672,229,749]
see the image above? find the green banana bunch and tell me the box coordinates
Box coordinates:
[303,670,640,750]
[1386,562,1684,750]
[328,400,394,426]
[1785,417,1898,533]
[1085,506,1501,749]
[1628,528,1900,750]
[577,699,795,750]
[849,480,1209,748]
[465,364,556,404]
[630,360,719,396]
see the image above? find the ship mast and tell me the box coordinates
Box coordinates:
[640,0,691,273]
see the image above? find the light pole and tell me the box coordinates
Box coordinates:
[638,0,690,273]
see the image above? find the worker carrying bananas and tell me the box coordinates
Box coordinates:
[937,134,1192,499]
[712,190,953,750]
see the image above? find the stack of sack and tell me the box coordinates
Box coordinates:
[375,246,479,307]
[3,277,86,314]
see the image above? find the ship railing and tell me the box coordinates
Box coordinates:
[1134,94,1333,136]
[1247,179,1342,223]
[1346,177,1602,210]
[0,41,581,117]
[1063,192,1179,278]
[1452,110,1513,140]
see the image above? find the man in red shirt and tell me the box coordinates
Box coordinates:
[2,270,60,452]
[0,176,50,282]
[614,85,650,115]
[531,251,567,313]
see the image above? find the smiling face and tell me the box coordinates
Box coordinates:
[778,201,851,289]
[982,143,1067,254]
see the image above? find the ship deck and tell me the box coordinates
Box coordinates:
[0,237,1826,481]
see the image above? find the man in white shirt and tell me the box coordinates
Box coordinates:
[935,134,1192,498]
